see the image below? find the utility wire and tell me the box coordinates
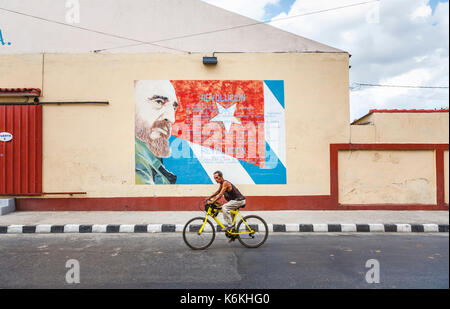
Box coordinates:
[90,0,380,52]
[0,6,187,53]
[354,83,449,89]
[0,0,379,53]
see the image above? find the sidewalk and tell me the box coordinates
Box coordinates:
[0,210,448,234]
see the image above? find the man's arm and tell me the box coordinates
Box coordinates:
[209,182,230,204]
[209,186,221,199]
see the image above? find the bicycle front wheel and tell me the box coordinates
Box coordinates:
[237,215,269,248]
[183,217,216,250]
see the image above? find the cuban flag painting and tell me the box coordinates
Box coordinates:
[135,80,286,185]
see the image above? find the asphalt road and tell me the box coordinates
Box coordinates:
[0,233,448,289]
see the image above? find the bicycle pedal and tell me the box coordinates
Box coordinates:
[228,236,237,243]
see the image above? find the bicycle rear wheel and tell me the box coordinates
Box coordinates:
[236,215,269,248]
[183,217,216,250]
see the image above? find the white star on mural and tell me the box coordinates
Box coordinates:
[210,103,241,132]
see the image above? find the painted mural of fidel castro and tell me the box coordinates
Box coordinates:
[135,80,179,184]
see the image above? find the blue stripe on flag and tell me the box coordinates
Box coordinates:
[264,80,285,109]
[164,136,213,184]
[238,142,286,184]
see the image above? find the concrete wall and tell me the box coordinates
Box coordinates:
[338,150,436,205]
[343,111,449,206]
[351,112,449,144]
[2,54,447,210]
[0,52,350,199]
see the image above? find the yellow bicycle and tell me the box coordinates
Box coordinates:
[182,201,269,250]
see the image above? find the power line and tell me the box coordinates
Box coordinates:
[0,7,187,53]
[92,0,380,52]
[0,0,379,53]
[354,83,449,89]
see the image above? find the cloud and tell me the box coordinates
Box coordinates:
[203,0,449,120]
[272,0,449,119]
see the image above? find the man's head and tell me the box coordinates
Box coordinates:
[213,171,224,184]
[135,80,179,158]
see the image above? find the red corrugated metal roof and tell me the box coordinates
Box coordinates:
[369,109,449,113]
[0,88,41,96]
[352,108,449,125]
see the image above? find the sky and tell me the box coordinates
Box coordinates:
[202,0,449,121]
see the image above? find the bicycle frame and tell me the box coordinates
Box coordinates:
[198,208,255,236]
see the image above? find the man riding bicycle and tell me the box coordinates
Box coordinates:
[182,171,267,250]
[207,171,246,231]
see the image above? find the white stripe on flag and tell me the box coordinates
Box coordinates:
[263,82,286,167]
[188,141,255,185]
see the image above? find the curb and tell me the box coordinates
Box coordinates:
[0,223,448,234]
[0,198,15,216]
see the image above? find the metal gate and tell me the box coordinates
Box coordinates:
[0,104,42,195]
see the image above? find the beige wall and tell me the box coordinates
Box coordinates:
[0,54,44,91]
[0,52,350,198]
[346,112,449,205]
[350,125,376,143]
[351,112,449,143]
[338,150,436,205]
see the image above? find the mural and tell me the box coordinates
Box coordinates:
[135,80,286,184]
